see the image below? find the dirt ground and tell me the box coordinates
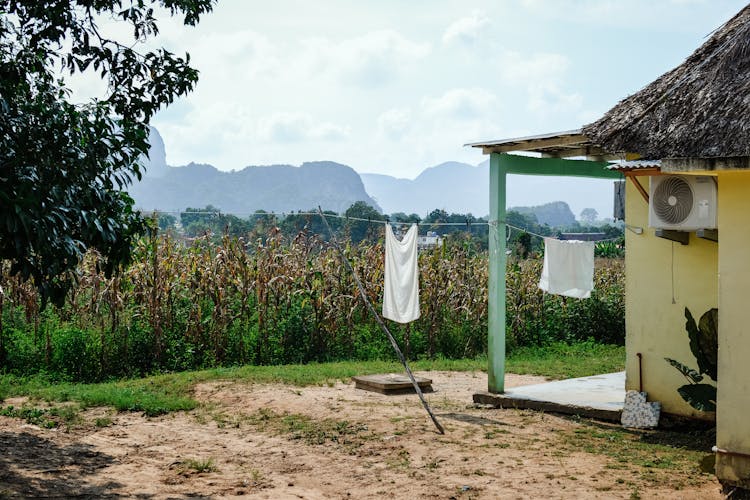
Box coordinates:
[0,371,722,499]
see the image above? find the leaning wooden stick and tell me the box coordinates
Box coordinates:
[318,207,445,434]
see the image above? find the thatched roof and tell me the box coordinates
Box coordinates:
[583,5,750,160]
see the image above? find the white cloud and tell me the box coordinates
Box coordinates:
[312,122,351,141]
[302,30,430,87]
[258,112,350,143]
[422,88,499,120]
[190,29,281,81]
[518,0,717,30]
[491,50,583,118]
[377,108,411,140]
[365,88,506,175]
[497,50,570,85]
[442,11,490,46]
[122,0,742,180]
[527,84,583,114]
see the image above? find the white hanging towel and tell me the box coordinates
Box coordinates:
[538,238,595,299]
[382,224,420,323]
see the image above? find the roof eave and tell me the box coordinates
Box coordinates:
[466,129,640,160]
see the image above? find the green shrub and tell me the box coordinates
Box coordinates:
[50,327,100,382]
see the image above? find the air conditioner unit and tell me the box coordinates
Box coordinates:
[649,175,717,230]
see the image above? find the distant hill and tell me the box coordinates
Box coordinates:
[510,201,576,227]
[144,126,168,178]
[361,161,488,217]
[135,127,616,218]
[130,129,379,214]
[362,160,617,219]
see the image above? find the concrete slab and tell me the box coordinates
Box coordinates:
[353,374,433,395]
[473,371,625,422]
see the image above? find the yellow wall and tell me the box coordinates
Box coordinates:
[715,172,750,487]
[624,177,718,419]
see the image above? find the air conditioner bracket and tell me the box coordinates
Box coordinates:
[696,229,718,243]
[655,229,689,245]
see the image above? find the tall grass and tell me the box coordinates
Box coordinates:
[0,231,624,382]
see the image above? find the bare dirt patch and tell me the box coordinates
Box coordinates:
[0,371,721,499]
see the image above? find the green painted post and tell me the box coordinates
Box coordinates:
[488,153,507,393]
[484,153,621,393]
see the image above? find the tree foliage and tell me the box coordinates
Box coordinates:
[0,0,214,305]
[580,208,599,224]
[344,201,385,243]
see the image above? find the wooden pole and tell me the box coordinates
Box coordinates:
[317,207,445,434]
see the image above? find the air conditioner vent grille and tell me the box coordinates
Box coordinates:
[653,176,694,225]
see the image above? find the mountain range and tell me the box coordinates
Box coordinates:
[129,128,615,219]
[131,129,378,214]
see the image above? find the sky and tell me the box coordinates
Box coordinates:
[70,0,747,215]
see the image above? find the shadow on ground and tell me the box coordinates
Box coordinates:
[439,412,511,427]
[0,431,121,498]
[565,415,716,453]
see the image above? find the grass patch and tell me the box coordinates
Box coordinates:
[0,358,484,416]
[0,342,623,417]
[95,417,113,427]
[558,420,715,486]
[246,407,374,450]
[176,458,218,474]
[506,341,625,379]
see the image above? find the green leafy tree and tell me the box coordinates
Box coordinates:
[156,212,177,231]
[280,209,342,241]
[344,201,384,243]
[580,208,599,224]
[389,212,421,224]
[424,209,449,226]
[0,0,214,305]
[180,206,255,238]
[180,205,221,231]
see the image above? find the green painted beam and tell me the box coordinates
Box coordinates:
[486,153,622,394]
[487,153,507,393]
[502,153,623,179]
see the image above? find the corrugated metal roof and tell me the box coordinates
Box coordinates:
[464,129,584,148]
[606,160,661,171]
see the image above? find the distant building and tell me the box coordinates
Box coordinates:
[417,231,443,251]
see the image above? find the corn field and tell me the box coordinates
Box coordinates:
[0,230,624,382]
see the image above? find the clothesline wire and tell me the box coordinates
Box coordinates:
[147,209,623,242]
[488,220,623,243]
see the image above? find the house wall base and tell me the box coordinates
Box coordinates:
[717,455,750,491]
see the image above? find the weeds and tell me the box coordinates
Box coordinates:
[94,416,113,427]
[176,458,218,474]
[0,405,60,428]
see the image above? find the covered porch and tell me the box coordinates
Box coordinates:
[465,130,626,400]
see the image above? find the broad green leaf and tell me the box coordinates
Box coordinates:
[665,357,703,383]
[684,307,718,381]
[677,383,717,412]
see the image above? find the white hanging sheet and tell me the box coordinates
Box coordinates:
[538,237,595,299]
[382,224,420,323]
